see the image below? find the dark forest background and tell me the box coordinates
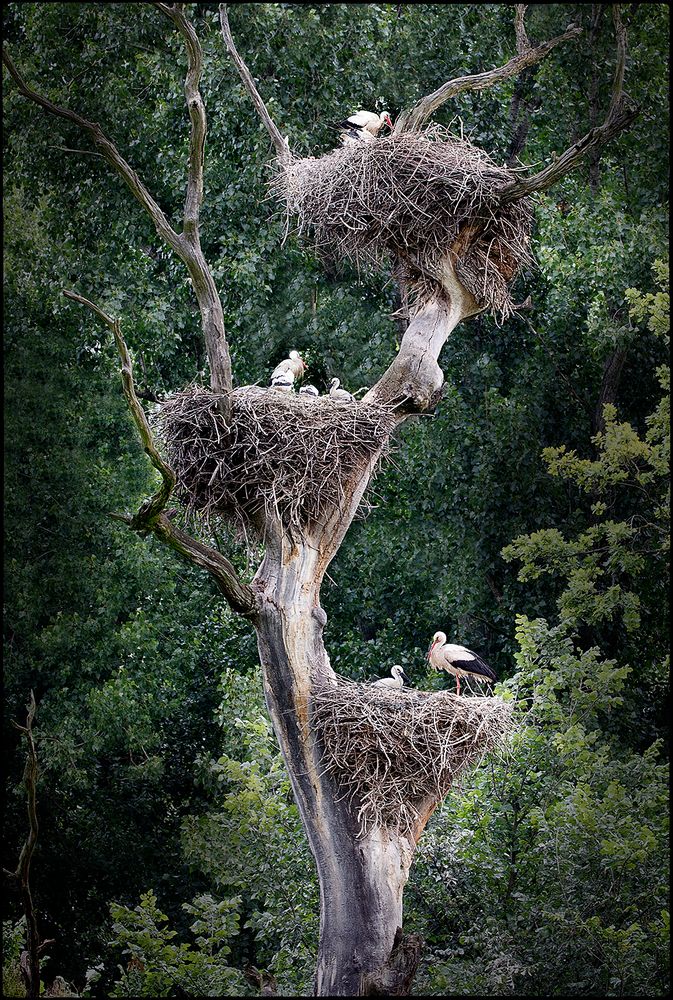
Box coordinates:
[3,4,669,996]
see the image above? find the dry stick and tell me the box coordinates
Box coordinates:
[2,38,232,406]
[499,6,637,203]
[61,291,256,618]
[218,3,290,164]
[7,693,41,999]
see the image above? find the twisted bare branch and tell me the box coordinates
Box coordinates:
[152,3,206,242]
[62,290,256,618]
[218,3,291,164]
[394,17,582,133]
[514,5,531,55]
[6,693,41,998]
[498,6,638,203]
[3,41,233,402]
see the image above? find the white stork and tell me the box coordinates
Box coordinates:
[427,632,496,695]
[270,350,307,390]
[329,377,356,403]
[270,372,294,392]
[299,383,319,397]
[372,664,409,689]
[338,109,392,146]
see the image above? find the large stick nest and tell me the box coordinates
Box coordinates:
[155,386,396,535]
[274,127,533,321]
[311,679,513,837]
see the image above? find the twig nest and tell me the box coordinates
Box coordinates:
[274,126,533,322]
[311,678,513,837]
[155,386,395,535]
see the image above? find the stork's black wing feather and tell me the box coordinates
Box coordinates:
[452,653,497,682]
[335,118,366,131]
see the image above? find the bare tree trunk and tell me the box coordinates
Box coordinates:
[254,535,421,995]
[250,273,478,995]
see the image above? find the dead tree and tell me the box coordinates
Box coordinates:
[3,4,637,995]
[3,694,55,999]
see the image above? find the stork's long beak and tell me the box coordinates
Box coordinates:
[383,113,393,129]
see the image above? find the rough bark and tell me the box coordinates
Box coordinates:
[592,346,629,438]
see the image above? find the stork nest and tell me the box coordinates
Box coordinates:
[154,386,396,534]
[311,679,513,837]
[274,126,534,322]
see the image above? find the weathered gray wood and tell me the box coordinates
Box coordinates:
[250,272,477,995]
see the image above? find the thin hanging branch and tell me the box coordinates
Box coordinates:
[394,16,582,133]
[3,35,233,401]
[62,290,257,618]
[5,693,42,999]
[498,6,637,203]
[218,3,291,164]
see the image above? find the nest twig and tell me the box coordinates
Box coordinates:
[273,126,533,322]
[311,678,513,837]
[154,386,396,536]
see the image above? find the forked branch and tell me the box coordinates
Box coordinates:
[3,39,233,400]
[219,3,291,164]
[62,290,257,618]
[498,6,638,202]
[395,17,582,133]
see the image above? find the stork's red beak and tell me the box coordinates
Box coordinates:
[383,113,393,129]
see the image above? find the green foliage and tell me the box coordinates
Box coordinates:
[106,890,247,998]
[3,3,669,996]
[2,920,26,999]
[502,263,669,745]
[182,669,318,996]
[410,616,669,997]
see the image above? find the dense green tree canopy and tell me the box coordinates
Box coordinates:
[3,3,668,996]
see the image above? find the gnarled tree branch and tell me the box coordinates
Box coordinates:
[394,17,581,133]
[152,3,207,242]
[3,38,233,403]
[514,5,531,55]
[498,6,637,203]
[62,290,257,619]
[218,3,291,164]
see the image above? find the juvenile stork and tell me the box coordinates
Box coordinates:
[329,377,356,403]
[372,665,409,689]
[270,350,306,391]
[427,632,496,695]
[338,109,392,146]
[299,383,319,397]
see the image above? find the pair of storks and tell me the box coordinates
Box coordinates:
[374,634,497,695]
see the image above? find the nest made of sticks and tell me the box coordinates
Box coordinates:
[311,679,513,837]
[274,126,534,322]
[155,386,396,535]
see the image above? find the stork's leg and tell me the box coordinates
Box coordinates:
[456,676,461,696]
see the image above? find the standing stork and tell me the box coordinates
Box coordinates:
[427,632,496,695]
[338,109,392,146]
[269,350,307,391]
